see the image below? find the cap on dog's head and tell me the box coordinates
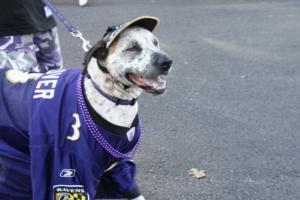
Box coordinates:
[103,16,159,48]
[84,16,159,68]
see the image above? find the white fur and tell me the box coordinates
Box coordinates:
[84,58,139,127]
[104,27,164,86]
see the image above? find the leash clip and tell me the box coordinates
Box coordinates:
[71,31,92,52]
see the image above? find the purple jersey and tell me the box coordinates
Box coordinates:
[0,69,142,199]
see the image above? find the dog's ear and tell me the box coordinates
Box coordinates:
[83,40,108,69]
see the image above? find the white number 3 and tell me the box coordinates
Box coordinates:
[67,113,81,141]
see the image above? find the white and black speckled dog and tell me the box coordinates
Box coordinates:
[0,16,172,200]
[84,16,172,129]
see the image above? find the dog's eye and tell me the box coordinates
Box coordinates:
[153,40,159,47]
[126,43,142,52]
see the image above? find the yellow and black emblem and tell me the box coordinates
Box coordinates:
[54,185,89,200]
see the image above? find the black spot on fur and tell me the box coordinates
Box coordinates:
[83,40,108,68]
[83,40,109,73]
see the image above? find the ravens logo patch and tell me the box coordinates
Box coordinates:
[54,185,89,200]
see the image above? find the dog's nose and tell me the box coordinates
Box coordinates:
[152,53,172,71]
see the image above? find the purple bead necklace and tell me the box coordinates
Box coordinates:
[76,73,142,159]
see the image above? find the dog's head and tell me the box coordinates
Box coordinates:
[84,16,172,95]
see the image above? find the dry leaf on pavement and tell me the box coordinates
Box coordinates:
[188,168,206,179]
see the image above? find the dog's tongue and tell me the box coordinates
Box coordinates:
[143,77,166,89]
[129,74,166,93]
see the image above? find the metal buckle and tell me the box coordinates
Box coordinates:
[71,31,92,52]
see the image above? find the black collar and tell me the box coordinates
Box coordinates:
[86,73,136,106]
[82,84,138,135]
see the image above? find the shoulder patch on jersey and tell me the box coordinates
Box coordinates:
[53,185,89,200]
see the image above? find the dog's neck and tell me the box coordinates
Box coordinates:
[83,58,143,128]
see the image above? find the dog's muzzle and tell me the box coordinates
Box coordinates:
[126,53,172,95]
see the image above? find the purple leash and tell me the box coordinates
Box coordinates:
[76,73,142,159]
[42,0,92,52]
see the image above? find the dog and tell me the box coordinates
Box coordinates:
[0,16,172,200]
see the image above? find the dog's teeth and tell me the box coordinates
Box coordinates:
[143,76,166,89]
[130,74,166,93]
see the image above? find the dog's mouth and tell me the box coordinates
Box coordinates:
[126,73,166,95]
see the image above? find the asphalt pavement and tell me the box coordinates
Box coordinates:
[54,0,300,199]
